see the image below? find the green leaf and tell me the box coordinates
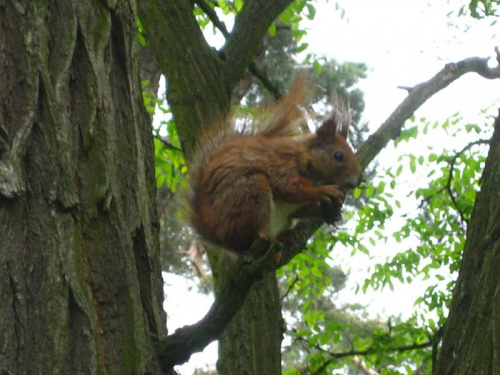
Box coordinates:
[306,4,316,20]
[313,60,322,74]
[396,165,403,176]
[353,187,362,198]
[137,33,147,47]
[377,181,386,193]
[268,22,276,36]
[295,43,308,53]
[310,267,322,278]
[365,185,374,198]
[410,157,416,173]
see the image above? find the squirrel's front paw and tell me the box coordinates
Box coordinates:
[318,185,344,205]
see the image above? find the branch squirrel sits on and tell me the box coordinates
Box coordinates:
[188,75,361,254]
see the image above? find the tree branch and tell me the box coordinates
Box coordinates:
[311,340,433,375]
[221,0,295,87]
[248,63,283,100]
[356,53,500,169]
[138,0,221,79]
[138,0,230,155]
[194,0,283,99]
[155,135,183,152]
[156,220,321,370]
[194,0,230,37]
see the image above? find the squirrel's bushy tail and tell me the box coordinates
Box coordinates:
[186,116,238,219]
[186,73,311,229]
[258,72,311,138]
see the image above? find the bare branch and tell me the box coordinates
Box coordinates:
[156,239,279,369]
[397,85,413,92]
[155,135,183,152]
[356,54,500,169]
[280,275,300,301]
[138,0,221,77]
[156,219,321,370]
[138,0,230,155]
[248,63,282,100]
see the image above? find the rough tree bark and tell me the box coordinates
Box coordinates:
[434,113,500,374]
[0,1,166,374]
[209,252,284,375]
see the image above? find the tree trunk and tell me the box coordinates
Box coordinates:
[137,0,231,157]
[0,1,166,374]
[209,252,284,375]
[139,45,162,100]
[434,113,500,374]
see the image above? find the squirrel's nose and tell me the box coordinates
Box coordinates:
[343,175,361,190]
[344,181,357,190]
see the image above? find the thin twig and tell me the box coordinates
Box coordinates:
[308,337,433,375]
[194,0,230,37]
[445,139,489,227]
[280,275,300,301]
[155,135,183,152]
[248,63,282,100]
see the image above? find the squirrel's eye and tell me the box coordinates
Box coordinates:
[334,151,344,162]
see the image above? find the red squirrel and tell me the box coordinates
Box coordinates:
[188,76,361,253]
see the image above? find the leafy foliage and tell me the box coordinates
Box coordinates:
[277,108,494,374]
[143,79,187,195]
[465,0,499,18]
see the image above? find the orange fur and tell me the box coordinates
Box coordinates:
[188,77,361,253]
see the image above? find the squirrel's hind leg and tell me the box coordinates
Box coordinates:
[213,171,272,253]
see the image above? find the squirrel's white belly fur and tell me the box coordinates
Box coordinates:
[265,199,304,238]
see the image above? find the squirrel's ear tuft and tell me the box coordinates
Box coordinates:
[330,90,351,139]
[338,119,349,139]
[316,117,338,139]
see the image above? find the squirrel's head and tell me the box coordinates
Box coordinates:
[307,117,361,190]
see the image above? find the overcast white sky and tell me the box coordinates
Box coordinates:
[164,1,500,373]
[305,0,499,127]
